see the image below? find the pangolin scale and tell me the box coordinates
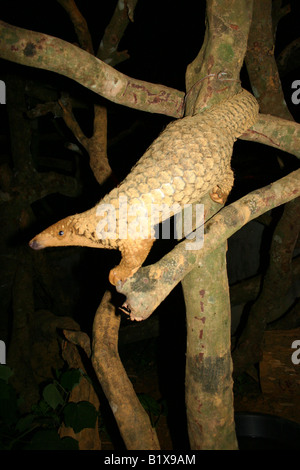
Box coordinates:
[29,89,259,285]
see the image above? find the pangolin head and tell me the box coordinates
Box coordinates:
[29,216,77,250]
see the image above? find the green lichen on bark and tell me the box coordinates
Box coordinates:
[217,43,234,62]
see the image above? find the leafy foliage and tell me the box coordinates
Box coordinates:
[0,365,98,450]
[63,401,98,433]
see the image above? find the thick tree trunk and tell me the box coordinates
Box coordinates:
[182,245,238,450]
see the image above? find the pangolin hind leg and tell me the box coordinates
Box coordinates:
[109,238,155,285]
[210,167,234,204]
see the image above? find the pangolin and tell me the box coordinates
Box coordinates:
[29,89,259,285]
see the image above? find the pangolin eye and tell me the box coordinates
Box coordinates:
[58,230,64,236]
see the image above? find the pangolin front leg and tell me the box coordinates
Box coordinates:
[109,238,154,285]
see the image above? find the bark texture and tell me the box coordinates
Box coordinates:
[183,245,238,450]
[91,290,160,450]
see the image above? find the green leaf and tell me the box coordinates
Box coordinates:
[63,401,98,433]
[0,365,13,383]
[59,369,82,392]
[138,393,161,415]
[43,384,64,410]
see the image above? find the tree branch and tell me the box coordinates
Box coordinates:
[97,0,139,66]
[276,37,300,77]
[91,290,160,450]
[245,0,293,120]
[272,0,291,39]
[57,0,94,54]
[58,94,89,148]
[25,171,81,204]
[240,114,300,158]
[55,3,113,185]
[0,20,184,118]
[2,20,299,159]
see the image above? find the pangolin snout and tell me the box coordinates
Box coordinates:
[29,239,43,250]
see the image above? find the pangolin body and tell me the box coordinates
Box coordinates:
[30,89,259,285]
